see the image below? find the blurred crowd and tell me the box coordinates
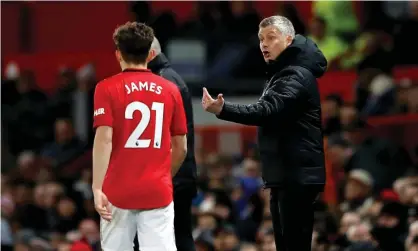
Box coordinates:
[2,1,418,251]
[130,1,418,79]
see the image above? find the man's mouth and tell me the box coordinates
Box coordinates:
[262,51,270,58]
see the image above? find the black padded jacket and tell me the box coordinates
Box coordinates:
[217,35,327,188]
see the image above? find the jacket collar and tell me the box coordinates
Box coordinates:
[148,53,170,74]
[265,45,300,79]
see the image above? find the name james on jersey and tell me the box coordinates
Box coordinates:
[125,81,163,95]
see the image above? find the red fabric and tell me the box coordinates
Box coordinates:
[1,2,21,56]
[70,239,92,251]
[94,70,187,209]
[323,138,338,205]
[380,189,399,202]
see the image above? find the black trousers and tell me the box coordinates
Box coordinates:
[269,185,322,251]
[134,186,196,251]
[173,186,197,251]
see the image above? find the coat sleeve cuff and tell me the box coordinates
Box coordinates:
[216,101,234,120]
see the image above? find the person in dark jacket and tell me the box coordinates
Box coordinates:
[133,37,197,251]
[202,16,327,251]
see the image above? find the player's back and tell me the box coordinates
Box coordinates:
[95,69,183,210]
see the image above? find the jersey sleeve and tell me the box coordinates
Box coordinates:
[170,88,188,136]
[93,82,113,128]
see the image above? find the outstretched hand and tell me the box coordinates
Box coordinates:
[202,87,224,115]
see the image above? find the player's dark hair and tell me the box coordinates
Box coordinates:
[113,22,154,65]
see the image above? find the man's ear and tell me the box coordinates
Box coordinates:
[147,49,156,63]
[286,35,293,46]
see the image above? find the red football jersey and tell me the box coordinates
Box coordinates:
[93,69,187,210]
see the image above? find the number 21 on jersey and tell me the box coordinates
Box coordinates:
[124,101,164,149]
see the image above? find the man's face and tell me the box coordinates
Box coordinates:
[322,99,339,119]
[345,179,369,201]
[79,219,99,242]
[222,232,239,250]
[309,19,325,40]
[243,158,260,177]
[258,25,292,62]
[327,145,347,167]
[55,120,73,144]
[340,212,361,234]
[57,198,76,218]
[197,214,217,230]
[377,214,399,228]
[410,244,418,251]
[261,234,276,251]
[340,106,357,126]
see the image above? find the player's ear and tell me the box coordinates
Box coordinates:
[115,50,122,62]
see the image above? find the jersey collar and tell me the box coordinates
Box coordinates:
[122,68,151,73]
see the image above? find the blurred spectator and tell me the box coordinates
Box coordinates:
[321,94,343,135]
[1,216,14,249]
[195,230,214,251]
[49,65,95,145]
[332,119,411,190]
[275,2,306,35]
[346,222,373,243]
[372,201,408,251]
[41,118,85,168]
[339,211,361,235]
[338,30,394,73]
[69,219,100,251]
[73,64,96,144]
[1,3,418,250]
[340,104,358,128]
[193,212,218,239]
[355,69,396,116]
[214,225,240,251]
[394,176,418,206]
[130,1,151,23]
[226,1,259,39]
[260,229,276,251]
[406,221,418,251]
[3,71,50,154]
[312,1,359,41]
[308,17,348,70]
[340,169,375,214]
[55,197,81,233]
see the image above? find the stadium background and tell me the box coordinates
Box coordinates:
[1,1,418,251]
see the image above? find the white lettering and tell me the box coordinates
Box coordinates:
[139,81,148,91]
[94,108,105,116]
[149,82,156,92]
[124,81,163,95]
[131,82,139,92]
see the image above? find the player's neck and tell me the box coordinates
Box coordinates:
[121,63,148,71]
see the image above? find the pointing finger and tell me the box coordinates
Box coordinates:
[203,87,210,98]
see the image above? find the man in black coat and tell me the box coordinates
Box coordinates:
[134,37,197,251]
[202,16,327,251]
